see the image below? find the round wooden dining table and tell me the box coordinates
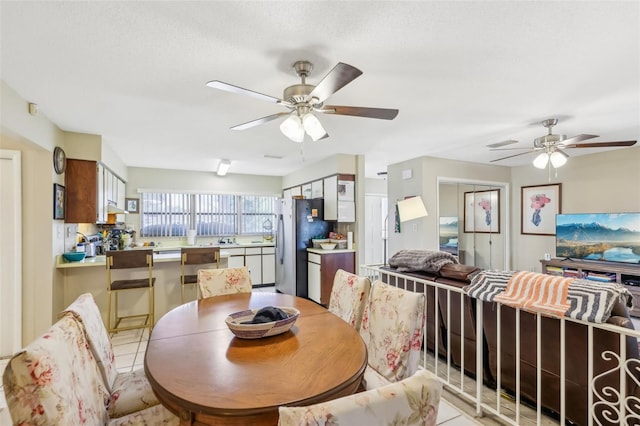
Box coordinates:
[144,292,367,426]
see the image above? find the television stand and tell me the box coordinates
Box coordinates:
[541,258,640,317]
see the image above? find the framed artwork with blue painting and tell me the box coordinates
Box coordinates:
[521,183,562,235]
[464,189,500,233]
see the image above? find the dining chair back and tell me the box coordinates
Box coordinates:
[181,246,220,302]
[277,369,442,426]
[197,266,252,298]
[59,293,160,418]
[328,269,371,331]
[359,280,426,390]
[106,249,155,334]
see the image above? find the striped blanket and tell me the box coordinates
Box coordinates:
[465,270,633,323]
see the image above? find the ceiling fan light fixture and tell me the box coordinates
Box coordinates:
[533,152,549,169]
[302,113,327,141]
[280,115,304,143]
[550,150,568,168]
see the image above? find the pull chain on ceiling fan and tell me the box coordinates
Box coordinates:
[206,60,399,142]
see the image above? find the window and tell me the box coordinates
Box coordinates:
[140,192,277,238]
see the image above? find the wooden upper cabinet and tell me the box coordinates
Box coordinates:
[65,159,97,223]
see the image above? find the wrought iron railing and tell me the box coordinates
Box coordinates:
[359,264,640,426]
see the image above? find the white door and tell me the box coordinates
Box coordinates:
[364,195,387,265]
[0,149,22,356]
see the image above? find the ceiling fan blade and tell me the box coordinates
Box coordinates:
[305,63,363,103]
[559,134,598,145]
[491,149,539,162]
[489,147,532,151]
[563,140,637,148]
[318,105,399,120]
[206,80,281,104]
[230,112,290,130]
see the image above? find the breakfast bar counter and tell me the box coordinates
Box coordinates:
[55,248,235,327]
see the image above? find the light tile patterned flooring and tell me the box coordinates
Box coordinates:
[0,286,497,425]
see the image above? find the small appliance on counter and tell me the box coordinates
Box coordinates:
[77,233,102,257]
[105,228,135,251]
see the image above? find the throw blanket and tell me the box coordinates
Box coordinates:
[465,270,633,323]
[388,249,459,273]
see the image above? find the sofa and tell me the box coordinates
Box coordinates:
[379,253,640,426]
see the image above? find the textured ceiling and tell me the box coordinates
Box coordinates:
[1,1,638,178]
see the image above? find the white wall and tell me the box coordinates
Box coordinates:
[511,146,640,272]
[1,81,68,344]
[387,156,511,258]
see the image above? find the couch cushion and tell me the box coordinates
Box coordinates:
[438,264,480,283]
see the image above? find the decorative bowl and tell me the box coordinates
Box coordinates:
[320,243,337,250]
[63,251,86,262]
[225,307,300,339]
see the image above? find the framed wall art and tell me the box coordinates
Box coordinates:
[464,189,500,233]
[53,183,65,220]
[125,197,140,214]
[521,183,561,235]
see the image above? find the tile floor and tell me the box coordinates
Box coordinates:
[0,285,483,425]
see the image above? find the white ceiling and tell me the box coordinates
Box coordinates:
[1,1,638,178]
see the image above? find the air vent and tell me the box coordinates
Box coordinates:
[487,139,518,148]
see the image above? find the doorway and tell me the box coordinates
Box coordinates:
[0,149,22,356]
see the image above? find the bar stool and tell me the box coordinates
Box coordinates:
[181,246,220,303]
[106,249,155,334]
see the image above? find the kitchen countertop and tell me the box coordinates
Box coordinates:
[57,242,276,268]
[307,248,356,255]
[56,249,234,269]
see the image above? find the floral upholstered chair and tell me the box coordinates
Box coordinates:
[328,269,371,331]
[198,266,253,298]
[277,369,442,426]
[59,293,160,418]
[2,314,178,425]
[359,280,426,390]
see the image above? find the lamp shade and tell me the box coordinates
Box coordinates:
[397,196,428,222]
[302,113,327,141]
[533,152,549,169]
[549,150,568,168]
[280,115,305,142]
[217,159,231,176]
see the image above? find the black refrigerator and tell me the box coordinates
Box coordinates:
[275,198,329,298]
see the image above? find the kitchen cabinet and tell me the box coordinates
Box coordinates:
[311,180,323,198]
[224,246,276,286]
[323,174,355,222]
[302,183,312,199]
[307,249,356,305]
[262,246,276,284]
[66,159,126,224]
[245,247,263,285]
[65,159,98,224]
[226,247,246,269]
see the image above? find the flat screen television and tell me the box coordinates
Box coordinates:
[555,212,640,264]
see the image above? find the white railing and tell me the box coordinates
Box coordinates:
[359,264,640,426]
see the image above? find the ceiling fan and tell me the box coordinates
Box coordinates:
[490,118,637,169]
[206,60,399,142]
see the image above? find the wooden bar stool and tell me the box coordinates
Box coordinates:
[181,246,220,303]
[106,249,155,334]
